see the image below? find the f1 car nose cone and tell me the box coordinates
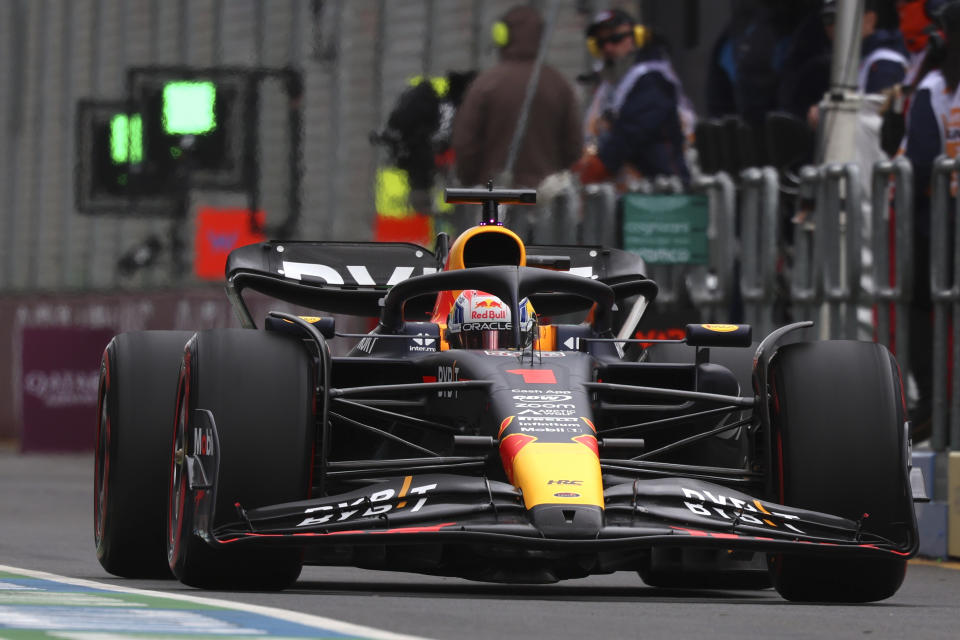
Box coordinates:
[529,504,603,539]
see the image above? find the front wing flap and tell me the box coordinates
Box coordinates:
[195,468,914,559]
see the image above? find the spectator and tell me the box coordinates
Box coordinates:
[777,8,833,122]
[781,0,909,128]
[707,1,818,126]
[899,0,960,439]
[855,0,910,94]
[897,0,950,85]
[574,9,692,188]
[452,5,581,192]
[881,0,948,159]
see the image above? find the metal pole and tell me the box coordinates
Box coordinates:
[818,0,863,165]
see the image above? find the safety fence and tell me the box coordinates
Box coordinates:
[577,154,957,451]
[931,158,960,452]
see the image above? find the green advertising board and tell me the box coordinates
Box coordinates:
[621,193,709,264]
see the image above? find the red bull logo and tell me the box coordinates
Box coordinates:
[475,298,503,309]
[470,309,507,320]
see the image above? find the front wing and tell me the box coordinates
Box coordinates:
[188,427,914,559]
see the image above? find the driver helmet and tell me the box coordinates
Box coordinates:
[447,290,536,350]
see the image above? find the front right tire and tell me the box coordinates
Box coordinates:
[767,340,911,602]
[167,329,315,590]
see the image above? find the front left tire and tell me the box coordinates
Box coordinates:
[167,328,316,590]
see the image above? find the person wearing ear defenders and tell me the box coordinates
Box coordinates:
[573,8,693,188]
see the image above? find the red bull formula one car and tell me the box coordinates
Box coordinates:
[95,187,924,602]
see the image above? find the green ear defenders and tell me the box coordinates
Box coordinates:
[491,20,510,47]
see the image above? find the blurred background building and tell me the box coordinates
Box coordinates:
[0,0,725,293]
[0,0,734,443]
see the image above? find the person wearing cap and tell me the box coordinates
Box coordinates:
[898,0,960,440]
[573,8,692,188]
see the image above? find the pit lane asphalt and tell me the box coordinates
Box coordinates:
[3,450,958,639]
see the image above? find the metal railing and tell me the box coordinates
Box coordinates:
[870,157,913,381]
[580,182,618,248]
[684,172,737,321]
[930,157,960,451]
[739,166,780,338]
[789,165,825,328]
[575,157,956,450]
[787,163,863,340]
[821,163,862,340]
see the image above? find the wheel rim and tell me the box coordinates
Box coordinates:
[94,363,110,546]
[167,365,189,566]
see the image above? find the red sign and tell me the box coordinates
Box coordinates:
[194,208,266,280]
[373,213,432,245]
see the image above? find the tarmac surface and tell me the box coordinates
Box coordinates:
[2,449,959,639]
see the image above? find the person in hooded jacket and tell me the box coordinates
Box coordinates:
[451,5,582,191]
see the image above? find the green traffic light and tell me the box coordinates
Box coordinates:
[162,80,217,135]
[109,114,143,164]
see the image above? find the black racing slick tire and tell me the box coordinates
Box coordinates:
[767,340,911,603]
[95,330,195,578]
[167,329,315,590]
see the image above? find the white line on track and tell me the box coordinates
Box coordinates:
[0,564,433,640]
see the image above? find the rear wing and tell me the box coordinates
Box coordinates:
[225,239,649,328]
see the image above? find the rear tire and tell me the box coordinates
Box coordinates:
[768,340,910,602]
[95,330,195,578]
[167,329,315,590]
